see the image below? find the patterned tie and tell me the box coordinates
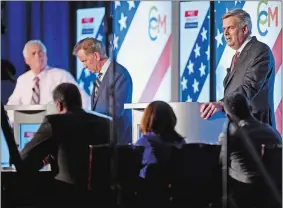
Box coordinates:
[94,73,103,98]
[231,51,239,72]
[31,76,40,104]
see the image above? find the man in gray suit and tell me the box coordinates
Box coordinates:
[200,9,276,128]
[73,38,133,144]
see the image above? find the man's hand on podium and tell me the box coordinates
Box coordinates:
[200,101,224,119]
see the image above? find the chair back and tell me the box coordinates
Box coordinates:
[88,145,112,191]
[176,143,221,182]
[116,145,144,183]
[262,144,282,189]
[171,143,222,206]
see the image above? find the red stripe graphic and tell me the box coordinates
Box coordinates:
[272,29,282,135]
[275,99,282,135]
[139,36,171,102]
[272,29,282,75]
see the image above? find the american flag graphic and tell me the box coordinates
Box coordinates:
[113,1,172,102]
[214,1,282,135]
[180,3,210,102]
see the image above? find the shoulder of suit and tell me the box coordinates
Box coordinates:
[113,62,128,73]
[113,62,132,80]
[45,114,60,122]
[252,38,271,52]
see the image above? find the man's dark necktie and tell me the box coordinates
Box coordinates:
[230,51,239,72]
[94,72,103,98]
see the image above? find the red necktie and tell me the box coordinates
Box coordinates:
[231,51,239,72]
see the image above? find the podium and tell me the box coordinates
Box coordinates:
[4,104,57,146]
[124,102,227,144]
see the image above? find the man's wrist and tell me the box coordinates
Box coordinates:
[217,101,225,112]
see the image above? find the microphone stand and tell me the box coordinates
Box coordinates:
[104,2,121,206]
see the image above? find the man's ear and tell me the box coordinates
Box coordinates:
[243,25,248,35]
[24,58,28,65]
[56,101,63,111]
[94,52,101,61]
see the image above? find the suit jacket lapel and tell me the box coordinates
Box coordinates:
[223,68,232,88]
[92,62,113,110]
[224,36,256,89]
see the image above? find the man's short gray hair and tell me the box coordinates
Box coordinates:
[23,40,47,58]
[222,8,252,36]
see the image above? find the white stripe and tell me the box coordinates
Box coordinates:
[274,64,282,110]
[153,66,171,101]
[198,73,210,102]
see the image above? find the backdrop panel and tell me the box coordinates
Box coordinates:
[179,1,210,102]
[113,1,172,103]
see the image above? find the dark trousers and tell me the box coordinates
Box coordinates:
[228,177,265,208]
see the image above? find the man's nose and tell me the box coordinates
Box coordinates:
[224,29,229,36]
[35,53,42,58]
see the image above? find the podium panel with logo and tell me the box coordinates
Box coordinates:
[2,104,57,168]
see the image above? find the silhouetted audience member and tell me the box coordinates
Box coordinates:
[135,101,185,205]
[135,101,185,178]
[220,92,281,208]
[20,83,111,207]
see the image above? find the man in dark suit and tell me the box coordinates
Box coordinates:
[73,38,133,144]
[200,9,276,128]
[220,92,281,208]
[20,83,111,205]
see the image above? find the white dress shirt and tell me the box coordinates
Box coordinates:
[99,58,111,81]
[237,36,252,55]
[7,66,90,122]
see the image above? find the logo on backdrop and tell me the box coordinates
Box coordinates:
[257,0,279,36]
[184,10,199,29]
[148,6,167,41]
[81,17,95,35]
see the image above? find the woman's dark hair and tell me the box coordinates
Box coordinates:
[140,101,184,142]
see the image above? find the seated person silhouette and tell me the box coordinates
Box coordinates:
[220,92,281,208]
[135,101,185,178]
[135,101,185,205]
[20,83,111,206]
